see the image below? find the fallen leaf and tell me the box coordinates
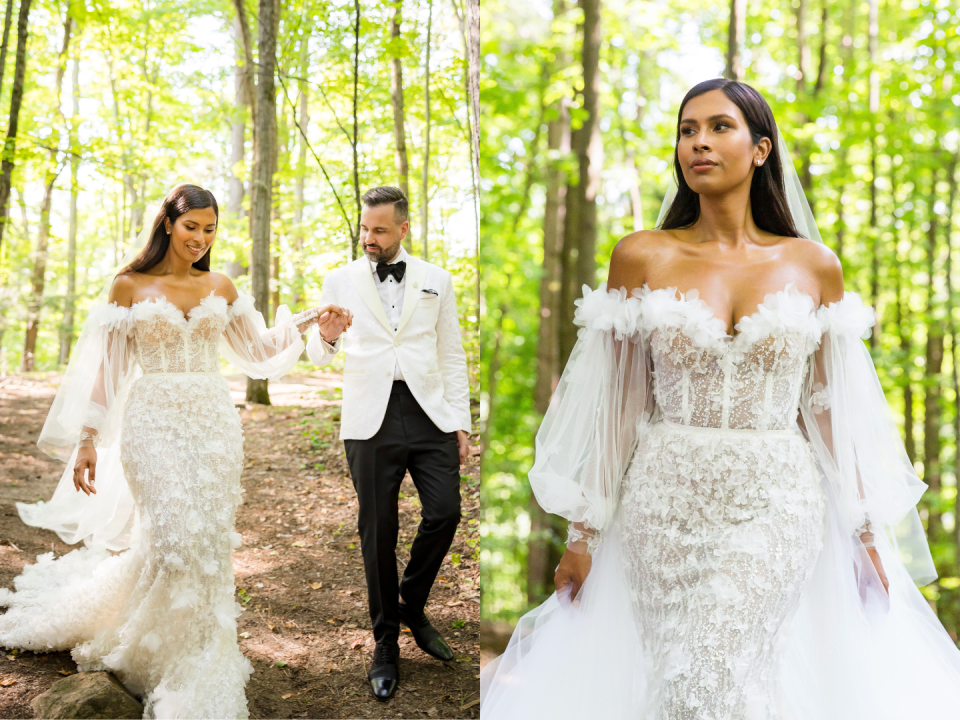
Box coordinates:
[427,707,438,717]
[0,678,15,686]
[305,503,314,510]
[276,661,288,668]
[4,656,14,662]
[282,692,293,699]
[445,600,464,607]
[456,657,472,663]
[239,632,251,639]
[268,622,277,632]
[307,582,322,590]
[57,669,74,676]
[291,541,305,548]
[350,639,365,650]
[401,628,412,634]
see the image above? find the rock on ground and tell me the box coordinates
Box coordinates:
[30,672,143,719]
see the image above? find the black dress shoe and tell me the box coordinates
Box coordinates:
[398,603,455,662]
[368,640,399,701]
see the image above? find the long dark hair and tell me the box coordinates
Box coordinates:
[659,78,801,239]
[122,183,219,274]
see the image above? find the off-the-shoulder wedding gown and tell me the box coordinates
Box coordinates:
[481,284,960,720]
[0,292,306,719]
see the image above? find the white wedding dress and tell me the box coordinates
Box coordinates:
[0,292,305,719]
[481,283,960,719]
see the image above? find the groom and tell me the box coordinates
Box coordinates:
[306,186,471,700]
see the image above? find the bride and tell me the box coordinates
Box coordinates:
[481,79,960,719]
[0,183,352,718]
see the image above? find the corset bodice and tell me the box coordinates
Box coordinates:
[131,293,230,374]
[638,285,823,431]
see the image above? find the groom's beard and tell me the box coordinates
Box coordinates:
[363,240,402,264]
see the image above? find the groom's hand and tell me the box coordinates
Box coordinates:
[318,305,353,343]
[457,430,469,466]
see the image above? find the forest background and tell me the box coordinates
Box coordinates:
[479,0,960,650]
[0,0,481,403]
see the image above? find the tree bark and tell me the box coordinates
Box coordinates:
[23,12,71,372]
[246,0,279,405]
[897,270,916,463]
[924,168,943,542]
[0,0,14,101]
[60,35,80,365]
[390,0,411,254]
[942,152,959,552]
[559,0,601,368]
[228,15,247,221]
[420,0,433,261]
[349,0,361,259]
[293,17,310,307]
[231,0,258,138]
[0,0,34,256]
[724,0,746,82]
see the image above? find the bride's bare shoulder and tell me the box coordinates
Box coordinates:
[782,236,844,304]
[108,272,140,307]
[608,229,676,293]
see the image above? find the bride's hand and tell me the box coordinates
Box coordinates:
[555,548,592,601]
[74,447,97,496]
[866,547,889,595]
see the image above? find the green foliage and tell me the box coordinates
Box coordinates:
[481,0,960,645]
[0,0,478,386]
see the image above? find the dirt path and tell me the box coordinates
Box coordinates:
[0,373,480,719]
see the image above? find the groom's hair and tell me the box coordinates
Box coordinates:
[361,186,408,224]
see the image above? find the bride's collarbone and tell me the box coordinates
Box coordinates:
[126,274,224,315]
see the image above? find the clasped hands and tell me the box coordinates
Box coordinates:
[296,304,354,342]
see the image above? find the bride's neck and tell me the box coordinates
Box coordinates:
[693,184,758,247]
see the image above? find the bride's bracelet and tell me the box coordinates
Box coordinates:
[291,307,320,328]
[567,523,602,555]
[78,430,100,449]
[855,516,876,549]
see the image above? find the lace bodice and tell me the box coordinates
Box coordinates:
[639,284,822,431]
[128,292,232,373]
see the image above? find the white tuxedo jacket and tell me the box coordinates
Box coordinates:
[306,254,472,441]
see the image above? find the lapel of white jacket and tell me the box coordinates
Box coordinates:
[346,257,394,335]
[396,257,428,336]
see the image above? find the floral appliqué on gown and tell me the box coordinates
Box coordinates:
[0,292,306,719]
[482,283,960,720]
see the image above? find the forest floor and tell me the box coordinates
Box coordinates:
[0,372,481,719]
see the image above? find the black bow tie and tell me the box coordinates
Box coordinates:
[376,260,406,283]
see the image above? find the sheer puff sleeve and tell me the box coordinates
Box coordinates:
[220,294,306,381]
[37,303,138,462]
[799,292,935,585]
[529,284,653,554]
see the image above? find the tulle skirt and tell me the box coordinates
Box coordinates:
[481,423,960,719]
[0,373,252,719]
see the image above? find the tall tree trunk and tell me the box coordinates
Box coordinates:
[23,13,71,372]
[724,0,746,81]
[246,0,279,405]
[231,0,258,138]
[349,0,361,259]
[0,0,14,101]
[390,0,411,253]
[868,134,879,350]
[60,36,80,365]
[228,15,247,221]
[0,0,34,256]
[925,168,943,542]
[943,152,960,553]
[559,0,602,368]
[420,0,433,261]
[293,18,310,307]
[897,271,916,463]
[530,0,571,605]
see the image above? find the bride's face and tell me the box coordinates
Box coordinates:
[676,89,770,196]
[164,207,218,264]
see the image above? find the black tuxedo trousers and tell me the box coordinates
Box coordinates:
[344,381,462,644]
